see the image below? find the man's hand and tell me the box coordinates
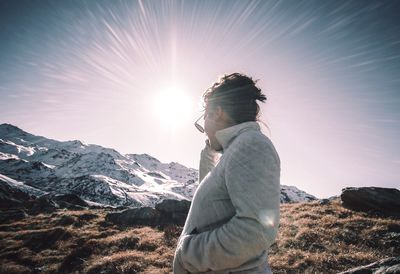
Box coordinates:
[199,139,219,182]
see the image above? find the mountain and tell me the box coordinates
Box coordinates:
[0,123,317,207]
[280,185,318,203]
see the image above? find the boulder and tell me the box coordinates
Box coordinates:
[105,199,191,227]
[105,207,161,226]
[155,199,191,213]
[52,193,89,210]
[338,256,400,274]
[341,187,400,217]
[155,199,191,226]
[25,195,59,215]
[319,198,330,205]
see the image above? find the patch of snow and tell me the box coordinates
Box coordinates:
[0,151,20,160]
[0,173,47,197]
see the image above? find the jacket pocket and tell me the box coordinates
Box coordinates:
[189,227,198,235]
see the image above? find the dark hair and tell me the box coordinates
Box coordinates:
[202,73,267,124]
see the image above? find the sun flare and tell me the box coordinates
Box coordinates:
[153,87,193,127]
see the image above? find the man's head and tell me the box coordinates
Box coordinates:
[202,73,267,151]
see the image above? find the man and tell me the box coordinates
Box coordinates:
[174,73,280,274]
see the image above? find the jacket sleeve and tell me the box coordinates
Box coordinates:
[173,250,189,274]
[176,138,281,273]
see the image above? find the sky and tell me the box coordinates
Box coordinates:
[0,0,399,199]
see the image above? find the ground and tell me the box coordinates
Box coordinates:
[0,198,399,273]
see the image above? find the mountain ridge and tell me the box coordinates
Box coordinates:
[0,123,318,207]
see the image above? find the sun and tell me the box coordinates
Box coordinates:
[153,87,193,127]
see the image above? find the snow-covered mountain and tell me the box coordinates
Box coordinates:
[0,123,317,207]
[280,185,317,203]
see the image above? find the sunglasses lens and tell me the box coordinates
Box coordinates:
[194,113,205,133]
[195,123,204,133]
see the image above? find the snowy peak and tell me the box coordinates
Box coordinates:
[280,185,318,203]
[0,124,199,207]
[0,123,317,207]
[0,123,27,135]
[0,123,48,141]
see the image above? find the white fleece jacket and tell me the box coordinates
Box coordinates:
[173,121,280,274]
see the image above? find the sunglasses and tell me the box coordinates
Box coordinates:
[194,113,205,133]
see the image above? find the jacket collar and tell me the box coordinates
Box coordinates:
[215,121,261,151]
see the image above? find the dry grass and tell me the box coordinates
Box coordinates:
[270,198,400,273]
[0,198,399,273]
[0,209,176,274]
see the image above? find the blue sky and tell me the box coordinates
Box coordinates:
[1,0,399,198]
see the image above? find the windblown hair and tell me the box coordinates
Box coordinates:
[202,73,267,124]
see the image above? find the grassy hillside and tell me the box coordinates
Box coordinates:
[0,198,399,273]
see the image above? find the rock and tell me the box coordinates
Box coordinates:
[0,209,28,223]
[105,199,191,227]
[155,199,191,213]
[52,193,89,210]
[105,207,161,226]
[341,187,400,217]
[146,171,166,179]
[319,198,330,205]
[25,196,59,215]
[338,256,400,274]
[155,199,191,226]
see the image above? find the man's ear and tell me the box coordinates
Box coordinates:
[213,105,224,121]
[214,105,233,125]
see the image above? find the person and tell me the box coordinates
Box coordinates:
[173,73,280,274]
